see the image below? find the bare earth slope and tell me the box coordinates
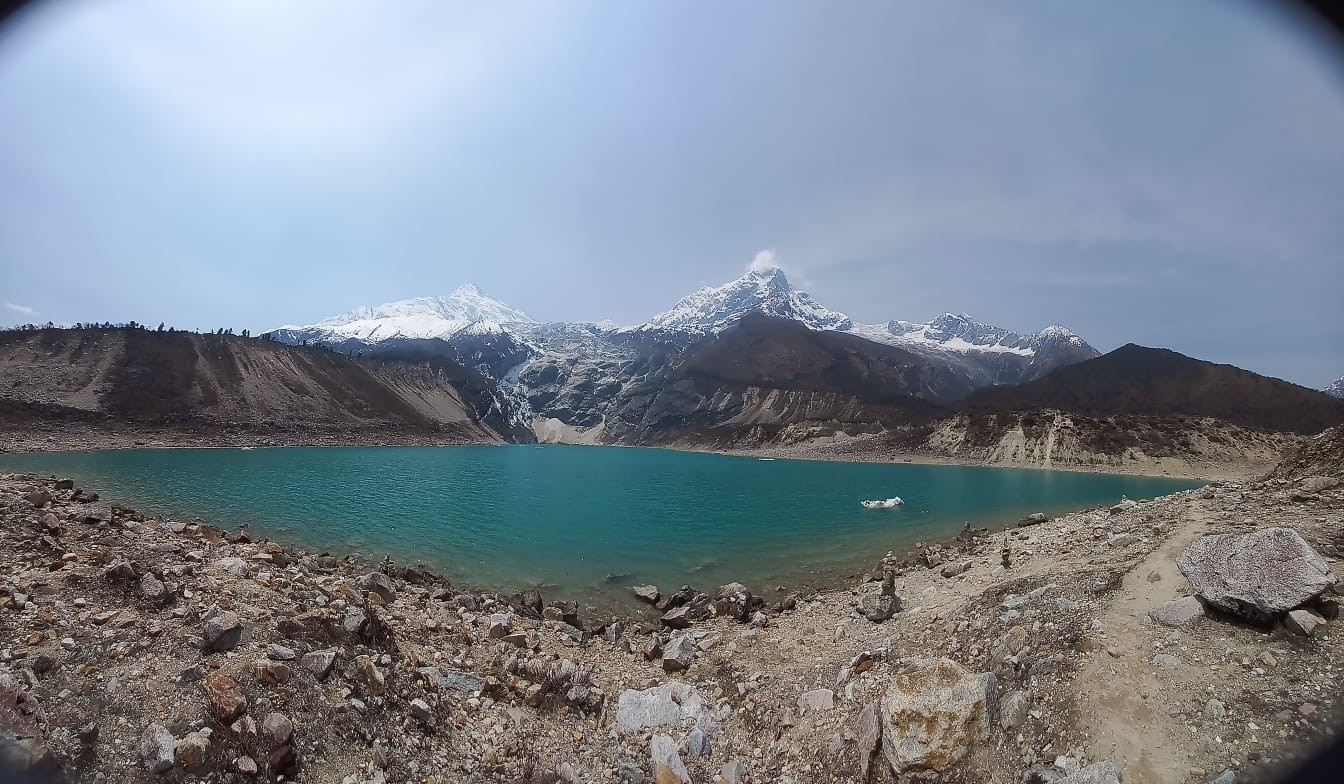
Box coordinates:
[0,328,500,446]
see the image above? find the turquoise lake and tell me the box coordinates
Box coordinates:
[0,445,1200,608]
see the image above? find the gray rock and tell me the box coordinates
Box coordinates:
[1054,597,1079,611]
[797,688,835,715]
[203,611,243,652]
[685,727,711,758]
[1210,770,1236,784]
[262,713,293,745]
[718,760,745,784]
[1284,608,1325,637]
[409,698,432,723]
[266,644,297,661]
[1148,597,1205,628]
[1018,512,1049,526]
[860,593,900,622]
[880,658,997,773]
[941,562,970,578]
[616,761,646,783]
[615,682,721,735]
[662,634,697,672]
[24,490,51,508]
[628,586,661,605]
[857,700,883,780]
[1002,594,1026,610]
[1300,476,1340,493]
[1205,698,1226,721]
[417,666,484,694]
[660,606,692,629]
[1177,527,1337,623]
[487,613,515,639]
[999,690,1030,730]
[1057,761,1121,784]
[211,557,251,578]
[301,650,337,680]
[1151,654,1181,667]
[139,724,175,773]
[356,572,396,603]
[650,734,691,784]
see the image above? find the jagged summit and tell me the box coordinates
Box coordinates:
[1326,376,1344,399]
[645,266,852,333]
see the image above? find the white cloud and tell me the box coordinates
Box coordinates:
[747,249,778,274]
[4,302,36,315]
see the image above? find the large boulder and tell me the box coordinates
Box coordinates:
[880,658,998,774]
[1176,527,1336,623]
[615,682,721,736]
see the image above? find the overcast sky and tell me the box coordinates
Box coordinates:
[1,1,1342,387]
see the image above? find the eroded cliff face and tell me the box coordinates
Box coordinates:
[0,329,500,440]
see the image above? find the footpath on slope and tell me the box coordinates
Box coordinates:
[0,430,1340,783]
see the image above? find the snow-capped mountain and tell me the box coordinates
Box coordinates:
[848,314,1091,359]
[270,284,533,345]
[269,264,1100,442]
[1326,377,1344,399]
[645,266,851,333]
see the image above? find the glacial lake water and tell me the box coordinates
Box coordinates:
[0,445,1200,608]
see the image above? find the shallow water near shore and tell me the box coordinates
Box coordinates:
[0,445,1200,608]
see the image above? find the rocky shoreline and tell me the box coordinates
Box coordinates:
[1,429,1342,783]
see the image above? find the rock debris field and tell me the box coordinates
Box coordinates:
[1,429,1342,784]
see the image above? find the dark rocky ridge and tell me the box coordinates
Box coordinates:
[964,344,1344,435]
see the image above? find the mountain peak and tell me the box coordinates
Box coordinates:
[646,267,851,333]
[1326,376,1344,399]
[270,285,533,344]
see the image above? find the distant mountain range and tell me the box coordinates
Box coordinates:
[269,266,1100,440]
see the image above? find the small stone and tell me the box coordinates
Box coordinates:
[235,756,259,776]
[262,713,293,746]
[356,572,396,603]
[203,611,243,652]
[175,732,208,767]
[1205,698,1226,721]
[487,613,514,639]
[797,688,835,716]
[301,649,337,680]
[660,606,692,629]
[266,644,297,661]
[1000,690,1030,730]
[203,671,247,723]
[256,661,292,686]
[409,698,433,722]
[632,585,661,604]
[1148,597,1205,628]
[1152,654,1181,668]
[1284,608,1324,637]
[139,724,175,773]
[139,573,167,602]
[353,655,386,695]
[662,634,697,672]
[651,734,691,784]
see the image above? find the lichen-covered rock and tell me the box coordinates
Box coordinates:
[1177,527,1336,622]
[880,658,997,773]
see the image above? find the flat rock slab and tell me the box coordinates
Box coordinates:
[1176,527,1336,623]
[616,682,721,736]
[1148,596,1206,628]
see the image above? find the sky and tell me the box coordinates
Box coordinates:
[1,0,1342,388]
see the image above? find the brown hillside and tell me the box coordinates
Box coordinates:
[0,328,498,439]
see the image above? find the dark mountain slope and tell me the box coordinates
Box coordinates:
[965,344,1344,435]
[0,328,500,440]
